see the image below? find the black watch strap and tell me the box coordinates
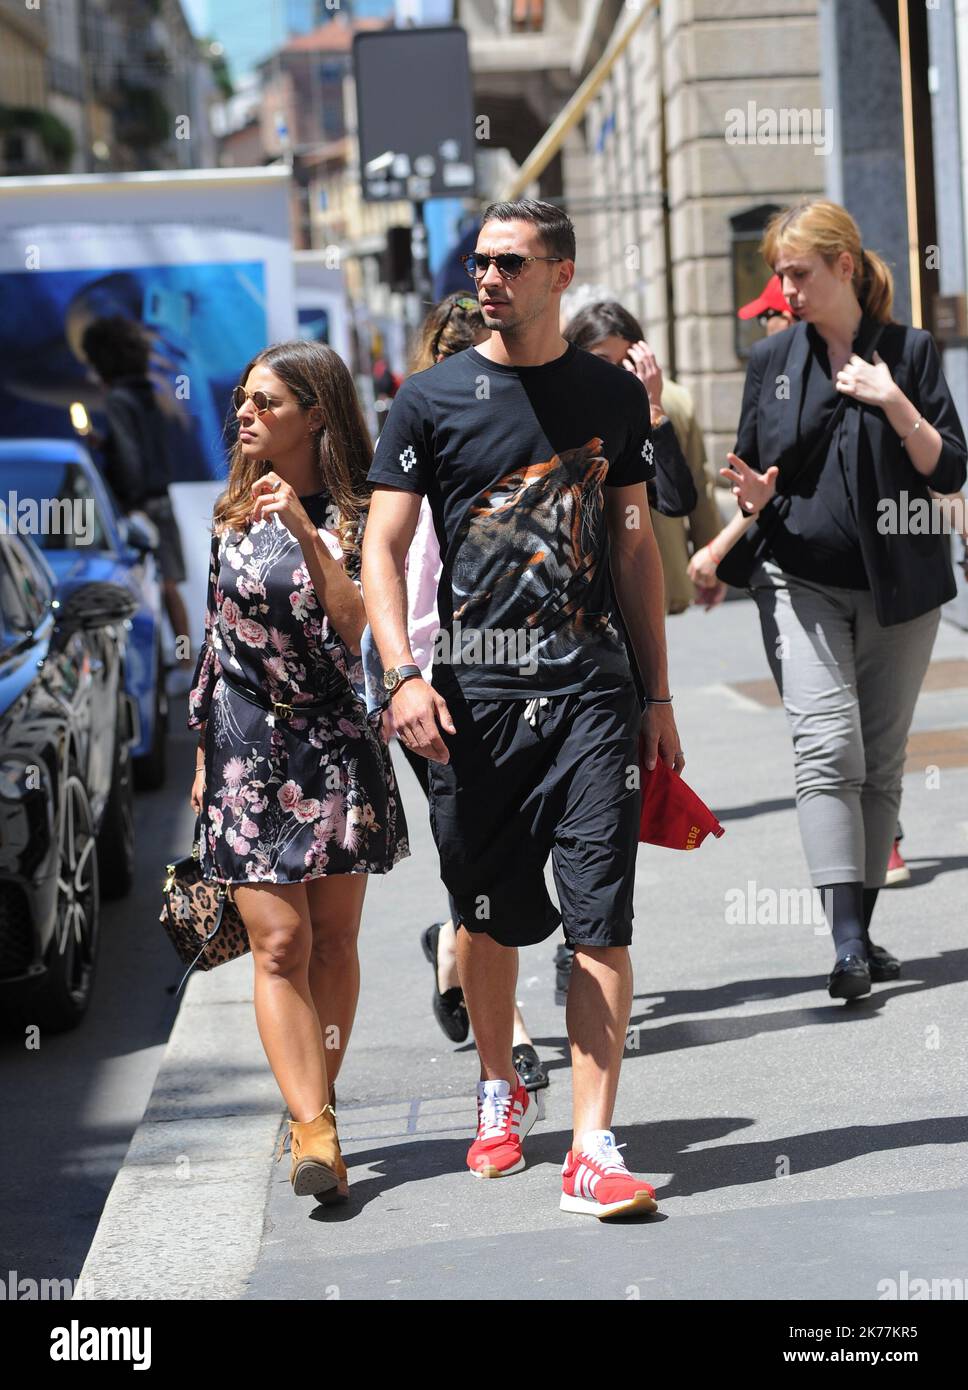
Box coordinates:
[384,663,422,694]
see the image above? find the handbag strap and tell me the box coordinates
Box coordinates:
[172,892,228,998]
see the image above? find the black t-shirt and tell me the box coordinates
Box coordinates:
[768,325,869,588]
[367,341,655,698]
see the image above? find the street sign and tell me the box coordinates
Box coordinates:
[353,26,477,204]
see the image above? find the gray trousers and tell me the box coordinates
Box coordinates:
[749,560,940,887]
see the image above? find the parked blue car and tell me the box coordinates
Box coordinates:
[0,525,139,1030]
[0,439,169,789]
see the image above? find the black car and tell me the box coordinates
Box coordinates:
[0,529,138,1032]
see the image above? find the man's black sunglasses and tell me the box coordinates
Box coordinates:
[460,251,563,280]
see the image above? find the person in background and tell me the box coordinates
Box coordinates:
[737,274,798,336]
[394,292,550,1092]
[687,278,801,609]
[717,199,966,999]
[551,296,722,1005]
[563,299,722,616]
[81,314,192,680]
[693,269,968,887]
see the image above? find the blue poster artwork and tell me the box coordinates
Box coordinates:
[0,262,269,483]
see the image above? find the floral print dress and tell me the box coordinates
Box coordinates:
[187,490,409,884]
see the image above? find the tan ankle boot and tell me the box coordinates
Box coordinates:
[276,1103,348,1201]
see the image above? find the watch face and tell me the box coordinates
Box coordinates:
[383,669,398,691]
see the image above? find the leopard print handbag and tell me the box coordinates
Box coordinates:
[159,830,250,996]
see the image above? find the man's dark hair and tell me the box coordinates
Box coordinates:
[81,315,150,382]
[562,299,644,350]
[479,199,576,263]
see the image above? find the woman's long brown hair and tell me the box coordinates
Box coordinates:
[214,340,372,554]
[408,293,485,375]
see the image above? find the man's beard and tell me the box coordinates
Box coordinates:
[484,298,542,335]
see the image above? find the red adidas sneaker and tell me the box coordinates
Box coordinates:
[560,1131,658,1219]
[467,1075,537,1178]
[885,840,911,886]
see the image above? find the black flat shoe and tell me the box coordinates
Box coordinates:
[827,953,871,1000]
[553,942,574,1005]
[867,942,901,982]
[421,922,469,1044]
[512,1043,549,1092]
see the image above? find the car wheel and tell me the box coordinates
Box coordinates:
[31,767,101,1032]
[98,702,135,899]
[133,647,168,791]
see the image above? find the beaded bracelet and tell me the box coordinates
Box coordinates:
[900,415,922,447]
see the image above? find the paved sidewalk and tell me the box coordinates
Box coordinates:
[77,597,968,1301]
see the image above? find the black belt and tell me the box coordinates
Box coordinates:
[218,665,354,719]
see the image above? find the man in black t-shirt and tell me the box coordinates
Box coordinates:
[362,199,682,1220]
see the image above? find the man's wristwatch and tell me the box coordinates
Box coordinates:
[383,664,422,695]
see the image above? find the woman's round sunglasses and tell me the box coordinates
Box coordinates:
[233,385,283,413]
[460,251,563,281]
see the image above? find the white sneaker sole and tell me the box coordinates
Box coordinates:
[560,1190,659,1220]
[468,1090,539,1179]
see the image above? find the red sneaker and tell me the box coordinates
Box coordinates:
[885,840,911,886]
[466,1075,537,1178]
[560,1131,659,1219]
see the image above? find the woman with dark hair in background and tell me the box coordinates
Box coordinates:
[394,292,551,1092]
[563,298,722,614]
[553,297,724,1004]
[719,199,966,999]
[188,340,409,1204]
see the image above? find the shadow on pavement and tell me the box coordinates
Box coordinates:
[288,1109,968,1218]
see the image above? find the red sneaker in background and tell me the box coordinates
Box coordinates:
[885,840,911,886]
[467,1075,537,1178]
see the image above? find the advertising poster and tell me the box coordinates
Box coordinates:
[0,167,296,643]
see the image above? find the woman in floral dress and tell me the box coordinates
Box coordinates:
[187,340,409,1204]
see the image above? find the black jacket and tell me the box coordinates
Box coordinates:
[100,376,172,512]
[735,315,968,625]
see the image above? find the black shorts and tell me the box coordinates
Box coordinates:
[426,679,641,949]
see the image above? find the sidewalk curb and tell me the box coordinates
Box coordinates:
[74,956,279,1301]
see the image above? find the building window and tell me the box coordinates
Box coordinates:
[730,204,782,361]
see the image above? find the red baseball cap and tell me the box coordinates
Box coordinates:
[737,274,793,320]
[638,739,725,850]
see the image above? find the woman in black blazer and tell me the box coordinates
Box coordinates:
[721,199,967,1000]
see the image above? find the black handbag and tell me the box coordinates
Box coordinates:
[717,324,883,589]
